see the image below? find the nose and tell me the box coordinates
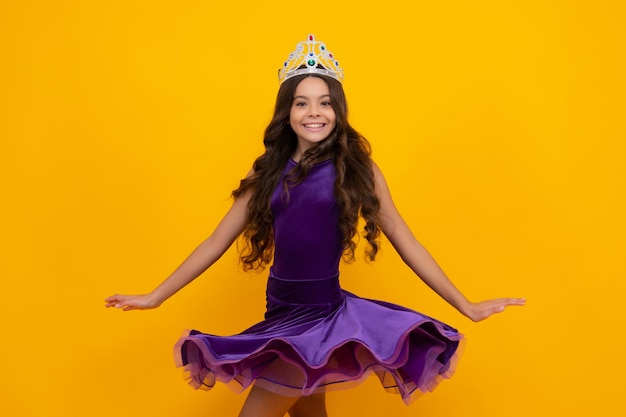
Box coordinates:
[308,104,320,117]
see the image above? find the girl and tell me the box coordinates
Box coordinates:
[105,35,525,417]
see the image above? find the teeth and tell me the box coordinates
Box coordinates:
[304,124,324,128]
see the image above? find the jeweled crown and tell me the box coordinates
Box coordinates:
[278,34,344,84]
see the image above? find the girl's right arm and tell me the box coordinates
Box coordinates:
[104,186,253,311]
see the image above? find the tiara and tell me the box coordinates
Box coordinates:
[278,34,344,84]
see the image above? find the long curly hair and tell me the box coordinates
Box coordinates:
[232,74,380,271]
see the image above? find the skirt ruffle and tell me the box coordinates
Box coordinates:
[174,276,463,405]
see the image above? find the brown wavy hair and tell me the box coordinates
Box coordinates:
[232,74,380,271]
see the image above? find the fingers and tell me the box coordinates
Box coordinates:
[490,298,526,315]
[104,294,130,309]
[469,298,526,322]
[104,294,158,310]
[500,297,526,307]
[104,296,117,308]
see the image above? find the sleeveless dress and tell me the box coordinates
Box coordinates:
[174,159,463,404]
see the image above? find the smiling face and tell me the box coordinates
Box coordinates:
[289,76,337,161]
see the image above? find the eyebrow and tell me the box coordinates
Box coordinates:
[293,94,331,100]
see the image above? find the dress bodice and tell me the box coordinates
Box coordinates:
[269,159,343,281]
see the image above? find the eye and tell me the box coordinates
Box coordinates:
[294,101,306,107]
[321,101,332,107]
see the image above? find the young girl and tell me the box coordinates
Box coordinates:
[105,35,525,417]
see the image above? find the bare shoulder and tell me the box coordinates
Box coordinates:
[371,160,392,197]
[370,159,407,238]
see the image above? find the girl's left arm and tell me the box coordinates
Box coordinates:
[372,162,525,322]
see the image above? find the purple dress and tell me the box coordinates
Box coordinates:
[174,159,463,404]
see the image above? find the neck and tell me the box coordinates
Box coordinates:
[292,142,317,162]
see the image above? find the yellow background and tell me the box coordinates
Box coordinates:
[2,1,624,416]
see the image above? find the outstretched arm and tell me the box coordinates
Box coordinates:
[372,162,524,322]
[105,186,252,311]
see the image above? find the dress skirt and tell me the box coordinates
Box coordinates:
[174,274,463,404]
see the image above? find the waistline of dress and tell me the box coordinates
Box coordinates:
[268,267,340,282]
[266,273,343,306]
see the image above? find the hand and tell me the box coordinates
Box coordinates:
[104,293,161,311]
[464,298,526,322]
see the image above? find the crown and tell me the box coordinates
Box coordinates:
[278,34,344,84]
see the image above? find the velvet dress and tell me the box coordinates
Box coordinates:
[174,158,463,404]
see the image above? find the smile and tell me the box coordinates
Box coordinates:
[303,123,325,128]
